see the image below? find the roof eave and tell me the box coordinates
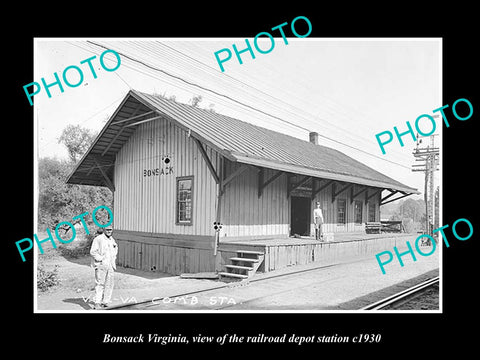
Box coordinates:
[233,153,419,195]
[66,91,139,185]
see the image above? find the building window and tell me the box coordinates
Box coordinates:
[337,199,346,224]
[354,200,363,224]
[368,203,376,222]
[176,176,193,225]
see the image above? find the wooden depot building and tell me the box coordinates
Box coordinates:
[67,90,419,278]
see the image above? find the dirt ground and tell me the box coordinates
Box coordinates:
[35,233,194,311]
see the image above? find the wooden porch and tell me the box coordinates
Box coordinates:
[217,232,412,274]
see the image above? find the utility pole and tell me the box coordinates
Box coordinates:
[412,130,439,235]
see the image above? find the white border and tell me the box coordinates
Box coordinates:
[33,37,443,314]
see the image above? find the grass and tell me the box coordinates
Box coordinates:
[36,229,95,292]
[37,264,60,292]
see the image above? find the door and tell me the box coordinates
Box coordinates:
[290,196,311,236]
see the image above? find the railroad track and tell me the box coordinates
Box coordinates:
[106,263,439,311]
[360,276,440,310]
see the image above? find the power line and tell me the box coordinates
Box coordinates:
[157,42,372,139]
[73,41,304,134]
[412,133,439,234]
[87,40,311,132]
[174,40,374,128]
[114,71,132,89]
[38,94,125,153]
[130,41,322,131]
[153,41,414,165]
[78,40,412,170]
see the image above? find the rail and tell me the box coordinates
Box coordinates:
[360,276,439,310]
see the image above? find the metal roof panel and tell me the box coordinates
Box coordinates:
[67,90,419,194]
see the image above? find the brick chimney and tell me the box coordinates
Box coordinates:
[309,132,319,145]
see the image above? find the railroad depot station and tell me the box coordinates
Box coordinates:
[67,90,419,280]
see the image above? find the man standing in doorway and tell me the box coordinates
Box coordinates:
[90,225,118,309]
[313,201,324,241]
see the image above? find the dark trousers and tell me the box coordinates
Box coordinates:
[315,224,323,240]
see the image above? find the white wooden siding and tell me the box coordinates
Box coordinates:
[113,118,381,239]
[220,166,289,238]
[114,118,218,236]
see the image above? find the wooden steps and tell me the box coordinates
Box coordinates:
[224,264,254,271]
[237,250,265,255]
[217,271,249,279]
[228,257,260,263]
[218,249,265,282]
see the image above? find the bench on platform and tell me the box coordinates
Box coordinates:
[380,220,405,233]
[365,222,382,234]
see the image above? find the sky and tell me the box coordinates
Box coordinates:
[34,38,442,200]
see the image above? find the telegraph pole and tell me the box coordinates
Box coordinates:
[412,131,439,235]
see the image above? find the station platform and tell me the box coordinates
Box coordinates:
[218,232,413,273]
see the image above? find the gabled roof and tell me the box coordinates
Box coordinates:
[67,89,418,194]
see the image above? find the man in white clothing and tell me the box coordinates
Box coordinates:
[313,201,324,241]
[90,225,118,309]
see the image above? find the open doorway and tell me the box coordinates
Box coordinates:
[290,196,311,236]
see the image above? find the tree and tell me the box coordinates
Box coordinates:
[38,157,112,232]
[397,198,424,223]
[388,198,426,233]
[189,95,202,107]
[39,124,112,233]
[58,124,96,163]
[207,103,216,113]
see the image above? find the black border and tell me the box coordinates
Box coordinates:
[8,5,479,354]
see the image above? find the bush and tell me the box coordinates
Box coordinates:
[403,218,414,233]
[38,157,113,232]
[58,232,98,259]
[37,265,60,292]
